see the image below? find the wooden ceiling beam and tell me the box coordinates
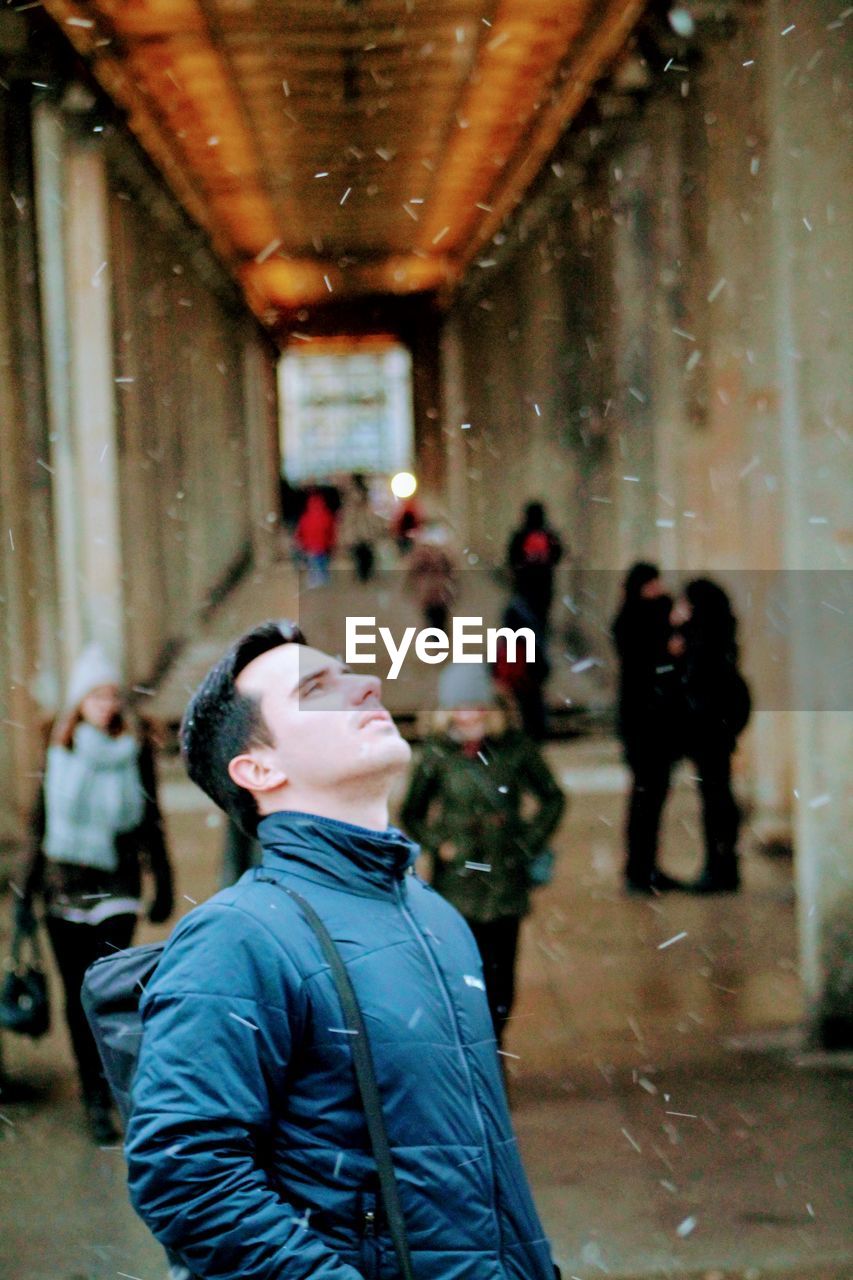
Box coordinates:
[194,0,308,255]
[42,0,645,314]
[40,0,227,251]
[227,44,474,63]
[410,0,644,262]
[444,0,646,281]
[229,64,470,83]
[240,251,452,310]
[128,22,487,48]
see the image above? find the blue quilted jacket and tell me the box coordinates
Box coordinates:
[125,810,554,1279]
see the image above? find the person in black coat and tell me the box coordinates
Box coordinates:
[612,563,683,894]
[673,578,751,893]
[506,501,563,630]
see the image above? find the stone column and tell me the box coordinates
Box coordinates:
[408,308,444,502]
[0,94,40,845]
[452,275,529,559]
[607,131,659,569]
[439,314,471,547]
[64,140,125,665]
[766,0,852,1048]
[34,108,124,678]
[242,326,282,570]
[33,102,85,680]
[513,237,579,546]
[681,11,795,821]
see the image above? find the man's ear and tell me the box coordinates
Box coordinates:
[227,753,288,795]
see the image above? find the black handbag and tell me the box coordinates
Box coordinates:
[0,921,50,1038]
[526,846,556,888]
[83,873,414,1279]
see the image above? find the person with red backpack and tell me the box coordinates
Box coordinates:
[506,501,563,629]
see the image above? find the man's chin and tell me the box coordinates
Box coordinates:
[378,728,412,763]
[378,733,413,771]
[353,724,411,766]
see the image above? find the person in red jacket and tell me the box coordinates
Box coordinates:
[294,488,337,587]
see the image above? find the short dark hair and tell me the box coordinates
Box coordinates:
[180,620,306,834]
[623,561,660,601]
[524,501,545,529]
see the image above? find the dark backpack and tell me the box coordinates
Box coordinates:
[82,941,189,1278]
[81,940,163,1123]
[81,876,416,1280]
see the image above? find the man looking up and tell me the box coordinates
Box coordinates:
[125,620,559,1280]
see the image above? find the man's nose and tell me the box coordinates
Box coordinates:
[350,674,383,705]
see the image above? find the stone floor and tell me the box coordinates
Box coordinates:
[1,731,850,1280]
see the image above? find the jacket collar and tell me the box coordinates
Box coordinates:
[257,809,418,898]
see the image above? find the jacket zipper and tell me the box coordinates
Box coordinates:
[394,879,505,1263]
[360,1198,379,1280]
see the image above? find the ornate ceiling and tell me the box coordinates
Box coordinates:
[44,0,646,320]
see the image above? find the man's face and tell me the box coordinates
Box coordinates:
[234,643,411,797]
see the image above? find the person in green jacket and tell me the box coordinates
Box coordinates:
[401,663,565,1045]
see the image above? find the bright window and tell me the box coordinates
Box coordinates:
[279,339,413,482]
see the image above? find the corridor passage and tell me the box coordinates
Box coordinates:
[1,723,850,1279]
[0,0,849,1276]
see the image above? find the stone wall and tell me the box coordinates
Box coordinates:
[0,27,281,857]
[442,0,851,1044]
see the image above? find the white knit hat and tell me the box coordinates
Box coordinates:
[65,644,121,711]
[438,662,496,710]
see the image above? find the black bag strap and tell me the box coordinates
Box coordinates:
[257,875,415,1280]
[10,920,45,971]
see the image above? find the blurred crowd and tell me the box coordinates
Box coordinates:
[2,479,750,1153]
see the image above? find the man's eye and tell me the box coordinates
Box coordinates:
[303,680,322,696]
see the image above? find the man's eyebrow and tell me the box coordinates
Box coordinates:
[294,664,331,694]
[293,658,353,695]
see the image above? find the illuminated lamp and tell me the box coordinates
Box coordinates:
[391,472,417,500]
